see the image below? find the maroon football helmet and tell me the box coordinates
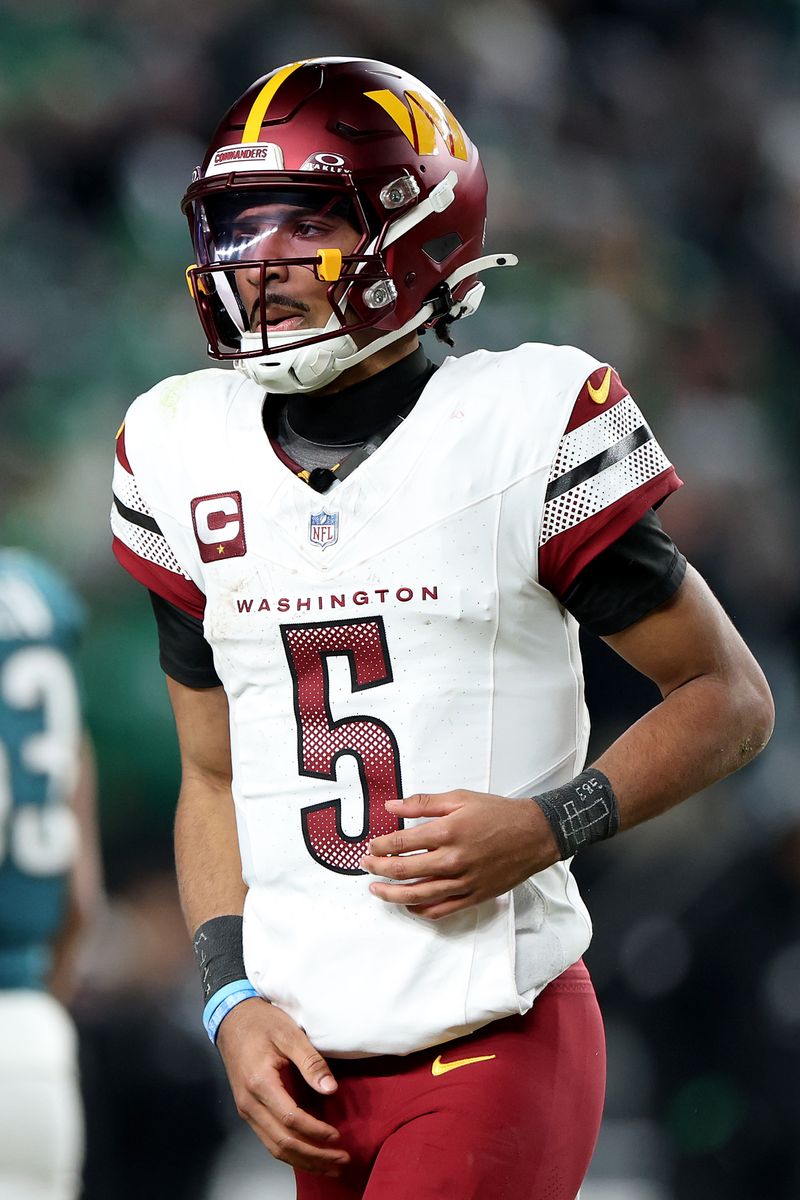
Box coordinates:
[181,57,516,392]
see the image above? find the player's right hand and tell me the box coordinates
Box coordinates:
[216,997,350,1177]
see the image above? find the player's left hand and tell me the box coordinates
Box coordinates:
[361,790,561,920]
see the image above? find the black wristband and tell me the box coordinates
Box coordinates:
[193,915,247,1002]
[532,768,619,860]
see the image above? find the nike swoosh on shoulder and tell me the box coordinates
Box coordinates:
[431,1053,496,1076]
[587,366,612,405]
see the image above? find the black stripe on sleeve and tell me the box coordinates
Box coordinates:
[545,424,652,503]
[148,591,222,689]
[559,508,687,636]
[113,493,163,536]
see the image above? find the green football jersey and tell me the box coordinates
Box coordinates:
[0,550,85,989]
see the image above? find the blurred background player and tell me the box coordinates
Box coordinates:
[0,549,101,1200]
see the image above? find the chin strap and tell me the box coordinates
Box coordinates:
[328,252,519,374]
[444,253,518,307]
[235,251,518,392]
[447,253,518,291]
[376,171,460,252]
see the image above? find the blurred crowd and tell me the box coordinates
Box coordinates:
[2,0,800,1196]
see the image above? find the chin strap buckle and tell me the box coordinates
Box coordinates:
[426,281,455,320]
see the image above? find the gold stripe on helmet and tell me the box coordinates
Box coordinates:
[242,61,306,144]
[364,89,416,145]
[408,91,467,161]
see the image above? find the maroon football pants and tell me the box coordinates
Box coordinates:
[294,959,605,1200]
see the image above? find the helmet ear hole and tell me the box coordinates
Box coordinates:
[422,233,463,264]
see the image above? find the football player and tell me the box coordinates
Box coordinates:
[110,58,773,1199]
[0,549,100,1199]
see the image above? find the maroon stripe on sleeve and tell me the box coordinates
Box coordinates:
[565,366,630,435]
[539,466,682,596]
[113,536,205,620]
[116,426,133,475]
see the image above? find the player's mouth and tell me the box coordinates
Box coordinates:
[252,296,309,333]
[263,314,305,331]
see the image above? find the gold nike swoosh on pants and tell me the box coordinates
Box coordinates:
[431,1053,497,1076]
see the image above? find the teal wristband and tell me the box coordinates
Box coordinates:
[202,980,259,1044]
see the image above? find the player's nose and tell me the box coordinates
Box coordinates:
[238,257,290,308]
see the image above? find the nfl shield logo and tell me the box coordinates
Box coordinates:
[309,510,339,549]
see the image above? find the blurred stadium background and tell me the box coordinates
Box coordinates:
[3,0,800,1196]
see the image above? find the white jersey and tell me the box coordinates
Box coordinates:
[0,991,83,1199]
[111,343,680,1056]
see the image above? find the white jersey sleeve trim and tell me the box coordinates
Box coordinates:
[111,457,189,578]
[547,393,646,480]
[540,437,671,546]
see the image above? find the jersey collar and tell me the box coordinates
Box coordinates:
[266,345,434,446]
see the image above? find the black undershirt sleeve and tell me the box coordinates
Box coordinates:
[148,591,221,688]
[147,511,685,684]
[559,508,687,636]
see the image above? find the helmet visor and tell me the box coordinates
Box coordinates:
[196,187,364,266]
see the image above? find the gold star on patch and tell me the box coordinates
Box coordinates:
[217,545,226,555]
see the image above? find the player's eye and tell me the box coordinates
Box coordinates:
[230,227,258,246]
[216,227,266,261]
[294,220,328,238]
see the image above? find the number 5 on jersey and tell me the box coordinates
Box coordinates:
[280,616,403,875]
